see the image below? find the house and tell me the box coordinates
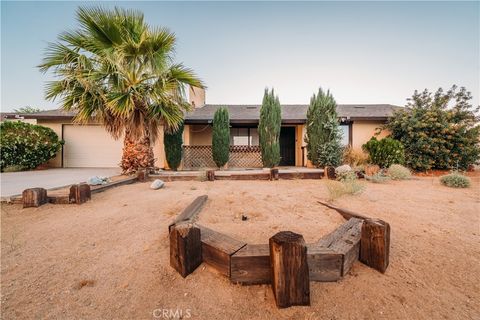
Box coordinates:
[20,88,400,169]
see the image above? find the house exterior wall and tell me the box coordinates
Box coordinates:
[188,124,212,145]
[351,120,389,150]
[36,119,166,169]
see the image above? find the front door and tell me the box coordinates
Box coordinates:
[279,127,296,166]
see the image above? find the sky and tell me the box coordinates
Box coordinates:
[1,1,479,111]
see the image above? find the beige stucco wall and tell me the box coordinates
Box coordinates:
[37,119,166,169]
[188,125,212,145]
[351,120,389,150]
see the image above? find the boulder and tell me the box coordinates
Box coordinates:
[87,176,108,185]
[150,179,165,190]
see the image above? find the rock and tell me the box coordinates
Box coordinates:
[241,215,248,221]
[87,176,108,185]
[150,179,165,190]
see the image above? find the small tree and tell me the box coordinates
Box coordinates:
[212,107,230,168]
[386,85,480,171]
[164,123,184,170]
[258,88,281,168]
[305,88,342,167]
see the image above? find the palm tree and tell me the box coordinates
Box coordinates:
[39,6,204,173]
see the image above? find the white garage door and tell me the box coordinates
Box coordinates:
[63,125,123,167]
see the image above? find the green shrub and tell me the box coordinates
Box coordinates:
[388,164,412,180]
[259,88,281,168]
[0,121,63,171]
[362,137,405,168]
[164,123,183,170]
[386,85,480,171]
[305,88,343,167]
[440,172,471,188]
[212,107,230,168]
[325,179,365,200]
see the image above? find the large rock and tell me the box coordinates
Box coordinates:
[87,176,108,185]
[150,179,165,190]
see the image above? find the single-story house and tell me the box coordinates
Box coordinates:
[18,88,401,169]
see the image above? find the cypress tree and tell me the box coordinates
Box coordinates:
[164,123,184,170]
[305,88,342,167]
[212,107,230,168]
[258,88,281,168]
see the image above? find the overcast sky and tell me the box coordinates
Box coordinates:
[1,1,479,111]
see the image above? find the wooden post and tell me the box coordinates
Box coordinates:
[169,223,202,278]
[269,231,310,308]
[206,170,215,181]
[137,169,149,182]
[69,184,91,204]
[360,219,390,273]
[324,166,336,180]
[22,188,48,208]
[270,168,279,180]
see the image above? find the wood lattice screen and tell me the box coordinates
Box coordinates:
[182,145,262,169]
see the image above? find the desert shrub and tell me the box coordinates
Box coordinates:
[0,121,63,171]
[258,88,281,168]
[325,179,365,200]
[388,164,412,180]
[440,172,471,188]
[212,107,230,168]
[305,88,342,167]
[362,137,405,168]
[335,164,356,182]
[364,170,390,183]
[342,146,368,167]
[386,85,480,171]
[164,123,183,170]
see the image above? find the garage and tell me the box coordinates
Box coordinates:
[63,125,123,167]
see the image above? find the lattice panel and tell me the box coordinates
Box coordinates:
[228,146,263,168]
[182,145,262,169]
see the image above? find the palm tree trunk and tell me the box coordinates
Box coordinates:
[120,129,155,174]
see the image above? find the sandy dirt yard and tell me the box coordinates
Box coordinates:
[1,176,479,320]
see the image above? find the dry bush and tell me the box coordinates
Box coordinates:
[342,146,369,167]
[325,179,365,200]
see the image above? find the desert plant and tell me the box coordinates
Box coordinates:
[386,85,480,171]
[342,146,368,167]
[325,179,365,201]
[0,121,63,171]
[258,88,281,168]
[212,107,230,168]
[39,6,204,174]
[364,171,391,183]
[164,123,184,170]
[14,106,42,113]
[440,172,471,188]
[387,164,412,180]
[305,88,342,167]
[335,165,356,182]
[362,137,405,168]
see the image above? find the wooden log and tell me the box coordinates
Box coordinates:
[270,168,279,180]
[197,225,246,277]
[213,173,271,180]
[269,231,310,308]
[169,223,202,277]
[278,171,323,180]
[360,219,390,273]
[22,188,48,208]
[324,166,336,180]
[168,195,208,232]
[206,170,215,181]
[317,218,363,276]
[307,244,342,282]
[231,244,271,284]
[69,184,91,204]
[317,200,369,220]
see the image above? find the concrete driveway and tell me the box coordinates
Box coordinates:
[0,168,121,197]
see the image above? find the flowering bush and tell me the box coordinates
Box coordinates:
[0,121,63,171]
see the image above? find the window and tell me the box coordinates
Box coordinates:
[340,125,350,146]
[230,127,259,146]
